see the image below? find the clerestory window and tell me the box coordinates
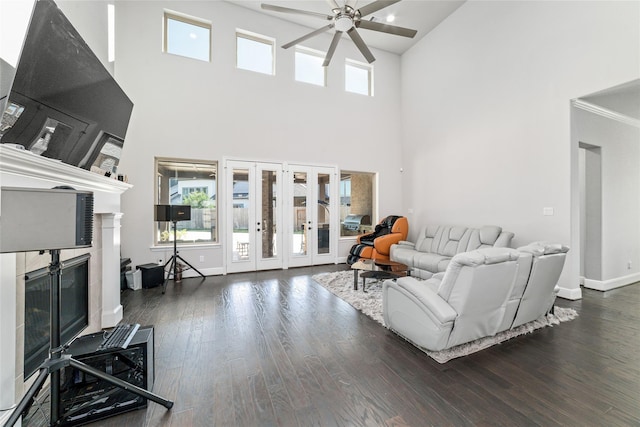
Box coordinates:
[163,11,211,62]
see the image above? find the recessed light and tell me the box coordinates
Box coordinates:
[386,14,395,23]
[189,33,197,39]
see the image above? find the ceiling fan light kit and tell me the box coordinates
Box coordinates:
[261,0,417,66]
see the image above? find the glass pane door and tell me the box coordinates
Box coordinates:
[287,165,336,267]
[227,164,254,272]
[226,160,282,273]
[316,172,331,255]
[256,163,282,270]
[291,170,308,258]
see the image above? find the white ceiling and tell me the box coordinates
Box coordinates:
[225,0,466,55]
[581,79,640,121]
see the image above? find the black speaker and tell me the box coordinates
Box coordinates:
[154,204,191,222]
[59,327,155,426]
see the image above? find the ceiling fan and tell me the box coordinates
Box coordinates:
[261,0,418,66]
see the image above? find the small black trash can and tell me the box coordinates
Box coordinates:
[137,263,164,288]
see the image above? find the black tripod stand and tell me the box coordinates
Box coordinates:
[162,220,205,294]
[5,250,174,427]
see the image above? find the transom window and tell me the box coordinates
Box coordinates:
[295,47,326,87]
[163,11,211,62]
[345,59,373,96]
[236,30,275,75]
[155,158,218,244]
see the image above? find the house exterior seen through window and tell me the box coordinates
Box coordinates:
[236,30,275,75]
[295,47,326,87]
[164,12,211,62]
[340,171,376,237]
[155,158,218,244]
[345,60,373,96]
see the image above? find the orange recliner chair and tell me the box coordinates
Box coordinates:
[347,216,409,264]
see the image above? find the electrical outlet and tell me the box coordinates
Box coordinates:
[199,255,205,262]
[543,207,554,216]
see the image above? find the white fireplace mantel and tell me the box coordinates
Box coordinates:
[0,145,132,418]
[0,145,131,212]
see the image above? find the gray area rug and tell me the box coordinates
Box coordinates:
[312,270,578,363]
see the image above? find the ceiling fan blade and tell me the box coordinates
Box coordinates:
[357,0,401,18]
[282,24,334,49]
[325,0,340,10]
[261,3,333,20]
[356,19,417,38]
[347,27,375,63]
[323,31,343,67]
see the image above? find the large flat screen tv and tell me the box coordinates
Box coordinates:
[0,0,133,172]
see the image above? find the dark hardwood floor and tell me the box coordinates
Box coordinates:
[29,264,640,426]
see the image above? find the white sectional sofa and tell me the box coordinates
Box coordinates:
[390,225,514,279]
[383,242,569,352]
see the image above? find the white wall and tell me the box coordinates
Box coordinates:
[113,1,403,271]
[574,107,640,288]
[400,0,640,298]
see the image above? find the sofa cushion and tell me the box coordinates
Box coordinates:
[465,225,503,251]
[413,252,451,273]
[391,245,417,266]
[436,226,471,257]
[415,225,442,253]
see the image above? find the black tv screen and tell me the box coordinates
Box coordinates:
[0,0,133,172]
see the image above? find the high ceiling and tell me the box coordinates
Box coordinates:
[581,79,640,121]
[225,0,466,55]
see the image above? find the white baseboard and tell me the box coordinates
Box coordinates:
[101,304,123,328]
[182,267,223,278]
[557,286,582,300]
[582,272,640,291]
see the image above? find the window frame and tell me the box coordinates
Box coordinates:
[294,46,327,87]
[163,10,212,62]
[235,29,276,75]
[345,59,374,96]
[154,157,219,246]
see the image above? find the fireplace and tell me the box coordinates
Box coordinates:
[24,253,90,379]
[0,145,131,423]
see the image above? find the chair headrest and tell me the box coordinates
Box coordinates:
[382,215,403,228]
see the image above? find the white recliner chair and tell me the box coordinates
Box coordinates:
[509,242,569,328]
[383,247,528,352]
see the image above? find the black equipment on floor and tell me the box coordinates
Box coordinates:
[3,251,173,427]
[57,326,155,426]
[96,323,139,351]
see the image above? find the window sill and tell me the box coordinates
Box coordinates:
[150,242,221,251]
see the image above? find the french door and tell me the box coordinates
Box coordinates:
[225,161,283,273]
[287,165,337,267]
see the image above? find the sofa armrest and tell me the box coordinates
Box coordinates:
[397,240,415,248]
[395,277,457,324]
[374,233,405,256]
[384,277,457,351]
